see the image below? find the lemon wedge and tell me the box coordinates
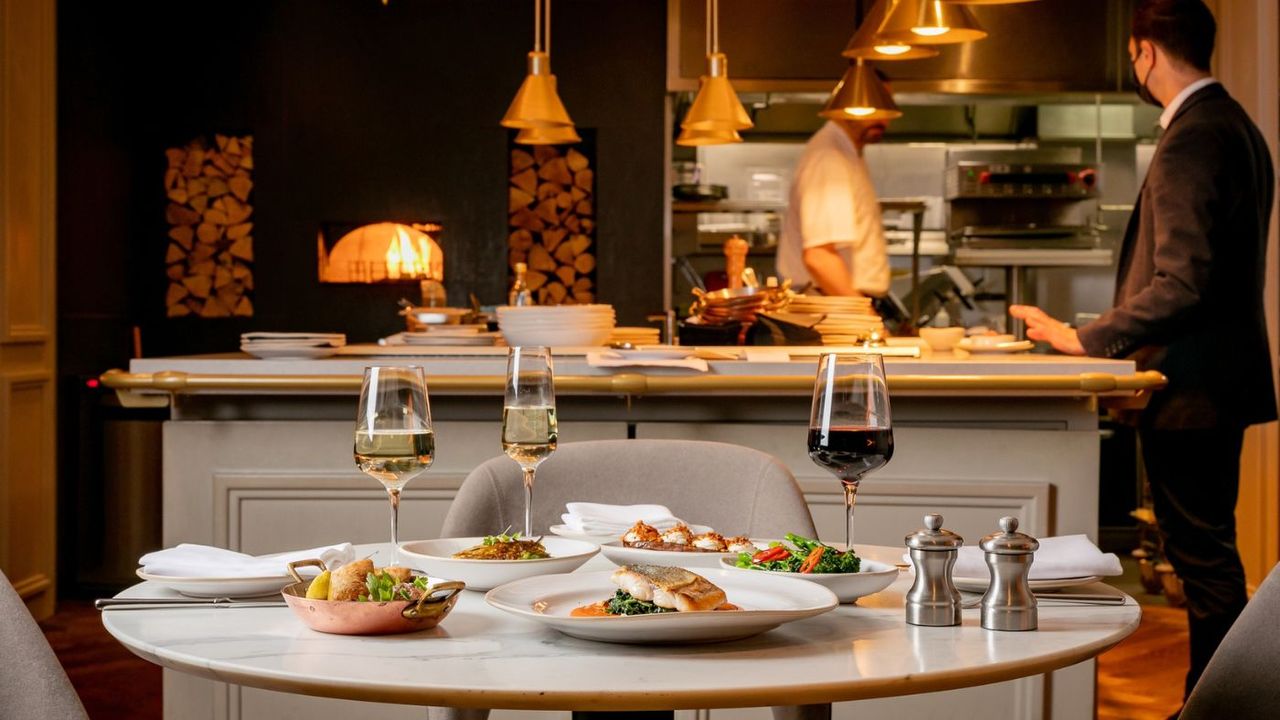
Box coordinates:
[306,570,331,600]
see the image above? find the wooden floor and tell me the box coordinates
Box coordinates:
[44,595,1189,719]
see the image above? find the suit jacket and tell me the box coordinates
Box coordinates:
[1078,83,1277,429]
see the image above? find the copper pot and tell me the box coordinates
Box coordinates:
[281,560,466,636]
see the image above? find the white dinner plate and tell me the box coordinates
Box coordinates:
[549,523,714,545]
[953,575,1104,593]
[956,338,1035,354]
[135,569,295,598]
[398,537,599,592]
[240,344,339,359]
[606,348,696,361]
[599,539,758,569]
[485,568,838,644]
[406,326,486,336]
[719,558,899,603]
[401,333,499,346]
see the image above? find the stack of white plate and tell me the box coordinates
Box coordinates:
[609,326,661,345]
[240,332,346,359]
[402,325,500,347]
[783,295,885,345]
[497,305,616,347]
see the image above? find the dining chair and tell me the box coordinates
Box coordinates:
[1179,562,1280,719]
[0,571,89,719]
[431,438,818,720]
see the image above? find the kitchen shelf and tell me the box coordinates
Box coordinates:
[672,200,786,214]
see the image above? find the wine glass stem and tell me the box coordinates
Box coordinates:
[842,480,859,551]
[387,487,402,566]
[522,467,536,537]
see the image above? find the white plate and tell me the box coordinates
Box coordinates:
[956,338,1035,354]
[135,569,294,598]
[398,537,599,592]
[407,326,486,336]
[241,345,339,359]
[718,558,899,603]
[401,333,498,346]
[599,538,754,569]
[953,575,1103,593]
[549,523,714,544]
[484,568,838,644]
[607,348,695,361]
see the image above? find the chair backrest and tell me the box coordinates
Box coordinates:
[442,439,816,539]
[0,571,89,719]
[1180,562,1280,719]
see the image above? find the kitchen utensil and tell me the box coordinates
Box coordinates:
[979,516,1039,631]
[279,560,465,635]
[904,513,964,627]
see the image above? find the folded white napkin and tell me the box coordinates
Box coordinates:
[586,352,709,372]
[139,542,355,578]
[561,502,686,535]
[904,534,1122,579]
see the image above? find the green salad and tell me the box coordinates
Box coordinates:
[734,533,861,574]
[361,571,431,602]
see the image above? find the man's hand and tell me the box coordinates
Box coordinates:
[1009,305,1085,355]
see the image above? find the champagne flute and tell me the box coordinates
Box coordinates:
[808,353,893,551]
[502,346,558,537]
[354,366,434,566]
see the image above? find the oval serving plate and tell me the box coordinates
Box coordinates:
[485,568,838,644]
[549,523,714,545]
[399,537,598,592]
[599,539,762,569]
[718,557,899,603]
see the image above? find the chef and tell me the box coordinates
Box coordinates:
[776,117,891,297]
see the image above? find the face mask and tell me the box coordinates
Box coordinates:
[1130,53,1162,108]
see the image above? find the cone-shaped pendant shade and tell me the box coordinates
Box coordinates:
[843,0,939,60]
[675,125,743,147]
[819,60,903,121]
[877,0,987,45]
[501,52,575,129]
[516,123,582,145]
[681,54,753,132]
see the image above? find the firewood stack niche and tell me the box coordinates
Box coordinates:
[507,142,596,305]
[163,134,255,318]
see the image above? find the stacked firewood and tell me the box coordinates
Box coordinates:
[507,144,596,304]
[164,134,255,317]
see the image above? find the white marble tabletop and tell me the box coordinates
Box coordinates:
[102,545,1140,712]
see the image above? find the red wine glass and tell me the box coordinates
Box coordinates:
[808,353,893,550]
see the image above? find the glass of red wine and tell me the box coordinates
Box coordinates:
[808,352,893,551]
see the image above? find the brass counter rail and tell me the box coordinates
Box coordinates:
[99,368,1167,406]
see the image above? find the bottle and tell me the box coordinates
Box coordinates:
[509,262,533,306]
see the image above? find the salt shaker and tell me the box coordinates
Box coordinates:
[904,513,964,627]
[979,516,1040,631]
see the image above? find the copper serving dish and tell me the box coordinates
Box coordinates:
[280,560,466,636]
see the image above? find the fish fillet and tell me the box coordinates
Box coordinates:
[610,564,727,612]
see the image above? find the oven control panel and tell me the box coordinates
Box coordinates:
[947,162,1100,199]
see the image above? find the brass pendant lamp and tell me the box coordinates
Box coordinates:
[502,0,578,137]
[843,0,939,61]
[877,0,987,45]
[676,0,752,147]
[819,58,903,121]
[515,123,582,145]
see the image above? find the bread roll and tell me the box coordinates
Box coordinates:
[327,558,373,601]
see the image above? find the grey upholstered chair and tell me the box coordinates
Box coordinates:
[430,439,818,720]
[0,571,89,719]
[442,438,817,538]
[1180,562,1280,719]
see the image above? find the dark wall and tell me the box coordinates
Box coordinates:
[57,0,667,374]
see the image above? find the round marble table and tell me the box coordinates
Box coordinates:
[102,544,1140,712]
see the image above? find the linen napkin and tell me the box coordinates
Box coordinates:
[561,502,686,535]
[586,351,709,372]
[903,534,1122,580]
[139,542,355,578]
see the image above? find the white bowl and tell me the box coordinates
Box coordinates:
[500,326,614,348]
[717,557,899,603]
[918,327,966,351]
[399,537,599,592]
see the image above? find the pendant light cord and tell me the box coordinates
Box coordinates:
[546,0,552,57]
[712,0,719,54]
[533,0,541,52]
[704,0,711,56]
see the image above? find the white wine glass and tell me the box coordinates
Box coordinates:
[354,366,434,566]
[502,346,558,537]
[808,353,893,551]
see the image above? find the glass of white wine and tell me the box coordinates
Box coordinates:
[502,346,557,537]
[354,366,434,566]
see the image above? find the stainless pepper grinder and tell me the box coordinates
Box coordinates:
[979,516,1040,631]
[904,513,964,627]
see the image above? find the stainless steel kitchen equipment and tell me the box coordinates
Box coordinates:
[979,516,1040,632]
[905,513,964,627]
[946,152,1112,338]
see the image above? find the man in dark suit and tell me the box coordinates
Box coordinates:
[1010,0,1276,704]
